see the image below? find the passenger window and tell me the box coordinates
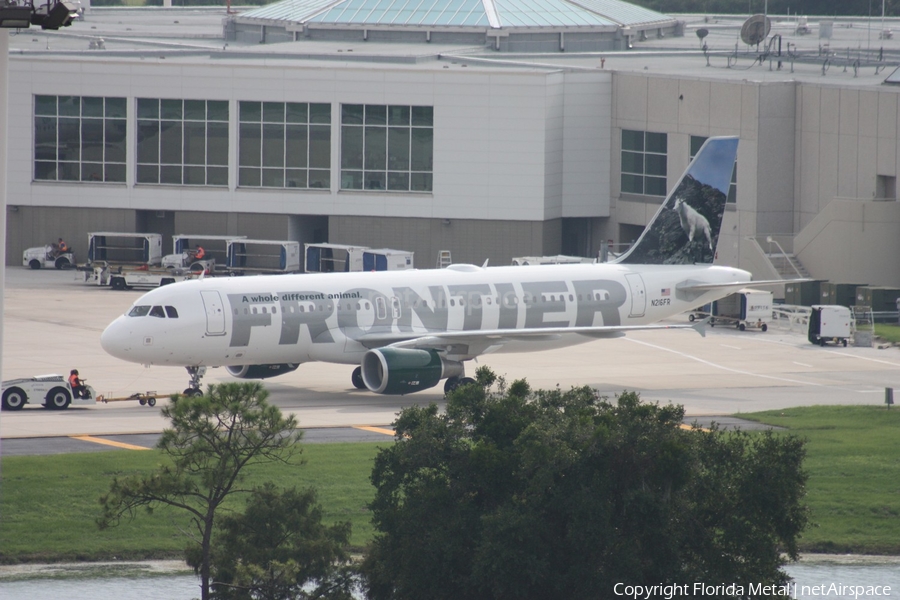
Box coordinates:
[149,306,165,318]
[128,305,151,317]
[165,306,179,318]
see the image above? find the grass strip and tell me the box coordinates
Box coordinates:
[4,405,900,562]
[738,405,900,555]
[874,323,900,344]
[0,442,383,564]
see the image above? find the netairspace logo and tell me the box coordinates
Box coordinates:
[613,582,892,599]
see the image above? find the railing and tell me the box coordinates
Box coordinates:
[763,236,807,279]
[770,305,812,333]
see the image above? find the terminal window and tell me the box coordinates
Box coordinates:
[340,104,433,192]
[238,102,331,190]
[621,129,667,196]
[34,95,126,183]
[136,98,228,186]
[690,135,737,203]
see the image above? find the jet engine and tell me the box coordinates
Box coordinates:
[361,348,463,395]
[226,364,299,379]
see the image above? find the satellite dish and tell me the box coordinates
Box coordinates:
[696,28,709,40]
[740,14,770,46]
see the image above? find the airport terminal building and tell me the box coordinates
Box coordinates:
[6,2,900,287]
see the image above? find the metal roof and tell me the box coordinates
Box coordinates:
[238,0,670,29]
[310,0,491,27]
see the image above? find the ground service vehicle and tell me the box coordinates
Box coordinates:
[710,288,773,331]
[808,305,853,346]
[1,374,98,410]
[305,243,414,273]
[109,267,196,290]
[23,245,74,270]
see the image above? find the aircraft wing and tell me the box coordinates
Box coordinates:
[356,320,707,356]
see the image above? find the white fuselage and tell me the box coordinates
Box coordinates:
[100,262,750,370]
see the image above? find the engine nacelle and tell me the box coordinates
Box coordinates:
[226,364,299,380]
[361,348,463,395]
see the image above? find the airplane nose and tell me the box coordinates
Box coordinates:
[100,317,132,359]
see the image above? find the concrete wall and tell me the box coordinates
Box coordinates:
[6,55,612,264]
[795,84,900,232]
[794,198,900,288]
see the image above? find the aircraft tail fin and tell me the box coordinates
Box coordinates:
[615,136,738,265]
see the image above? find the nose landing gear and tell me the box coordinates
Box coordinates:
[184,366,207,397]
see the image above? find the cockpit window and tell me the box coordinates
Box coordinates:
[128,305,174,318]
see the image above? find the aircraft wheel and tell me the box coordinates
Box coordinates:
[28,259,41,270]
[183,388,203,398]
[688,314,695,322]
[459,377,477,388]
[444,376,460,394]
[46,387,71,410]
[2,387,26,411]
[351,367,365,390]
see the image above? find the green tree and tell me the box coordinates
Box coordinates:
[362,368,808,600]
[98,382,301,600]
[210,483,355,600]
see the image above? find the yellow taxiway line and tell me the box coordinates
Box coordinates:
[70,435,151,451]
[352,425,396,436]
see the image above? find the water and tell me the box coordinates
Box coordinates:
[0,557,898,599]
[0,562,198,600]
[786,559,900,599]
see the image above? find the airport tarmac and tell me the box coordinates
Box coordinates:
[3,266,900,442]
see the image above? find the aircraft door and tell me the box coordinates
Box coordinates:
[624,273,646,318]
[200,290,227,336]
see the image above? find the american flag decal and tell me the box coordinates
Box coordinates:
[661,288,670,296]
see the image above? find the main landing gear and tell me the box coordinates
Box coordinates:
[184,366,207,397]
[351,367,365,390]
[443,375,476,394]
[349,366,476,394]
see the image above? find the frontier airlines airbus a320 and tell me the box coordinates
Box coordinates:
[101,137,770,396]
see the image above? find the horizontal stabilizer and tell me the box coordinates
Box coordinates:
[677,278,809,293]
